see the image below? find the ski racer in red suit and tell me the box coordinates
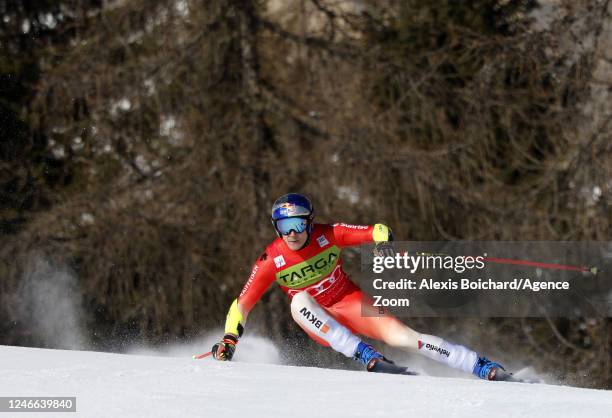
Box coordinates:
[211,193,506,379]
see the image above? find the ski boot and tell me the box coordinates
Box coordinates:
[473,356,512,381]
[354,342,417,376]
[474,357,541,383]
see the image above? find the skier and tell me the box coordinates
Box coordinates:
[211,193,507,380]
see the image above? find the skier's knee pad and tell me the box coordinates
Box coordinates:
[290,291,360,358]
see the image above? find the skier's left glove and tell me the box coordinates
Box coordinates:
[211,334,238,361]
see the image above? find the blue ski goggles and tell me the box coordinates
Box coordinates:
[275,217,309,235]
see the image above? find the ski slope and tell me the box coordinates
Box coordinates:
[0,344,610,418]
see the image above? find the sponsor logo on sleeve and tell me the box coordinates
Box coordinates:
[239,265,259,297]
[274,255,286,268]
[316,235,330,248]
[336,223,368,230]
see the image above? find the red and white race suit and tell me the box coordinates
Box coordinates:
[230,223,404,344]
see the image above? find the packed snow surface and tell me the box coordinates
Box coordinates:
[1,344,611,418]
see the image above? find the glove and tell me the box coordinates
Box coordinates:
[211,334,238,361]
[374,227,395,257]
[374,241,395,258]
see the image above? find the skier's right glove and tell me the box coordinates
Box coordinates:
[374,241,395,258]
[211,334,238,361]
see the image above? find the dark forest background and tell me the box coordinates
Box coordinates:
[1,0,610,388]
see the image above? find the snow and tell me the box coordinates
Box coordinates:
[175,0,189,17]
[21,19,30,34]
[110,98,132,116]
[18,259,86,350]
[1,344,611,418]
[160,115,184,144]
[39,13,58,29]
[336,185,360,204]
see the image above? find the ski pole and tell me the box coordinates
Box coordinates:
[411,252,600,275]
[482,257,599,275]
[193,351,212,360]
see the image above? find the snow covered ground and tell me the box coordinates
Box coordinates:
[1,343,611,418]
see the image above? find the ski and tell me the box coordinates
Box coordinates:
[367,358,418,376]
[492,368,540,384]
